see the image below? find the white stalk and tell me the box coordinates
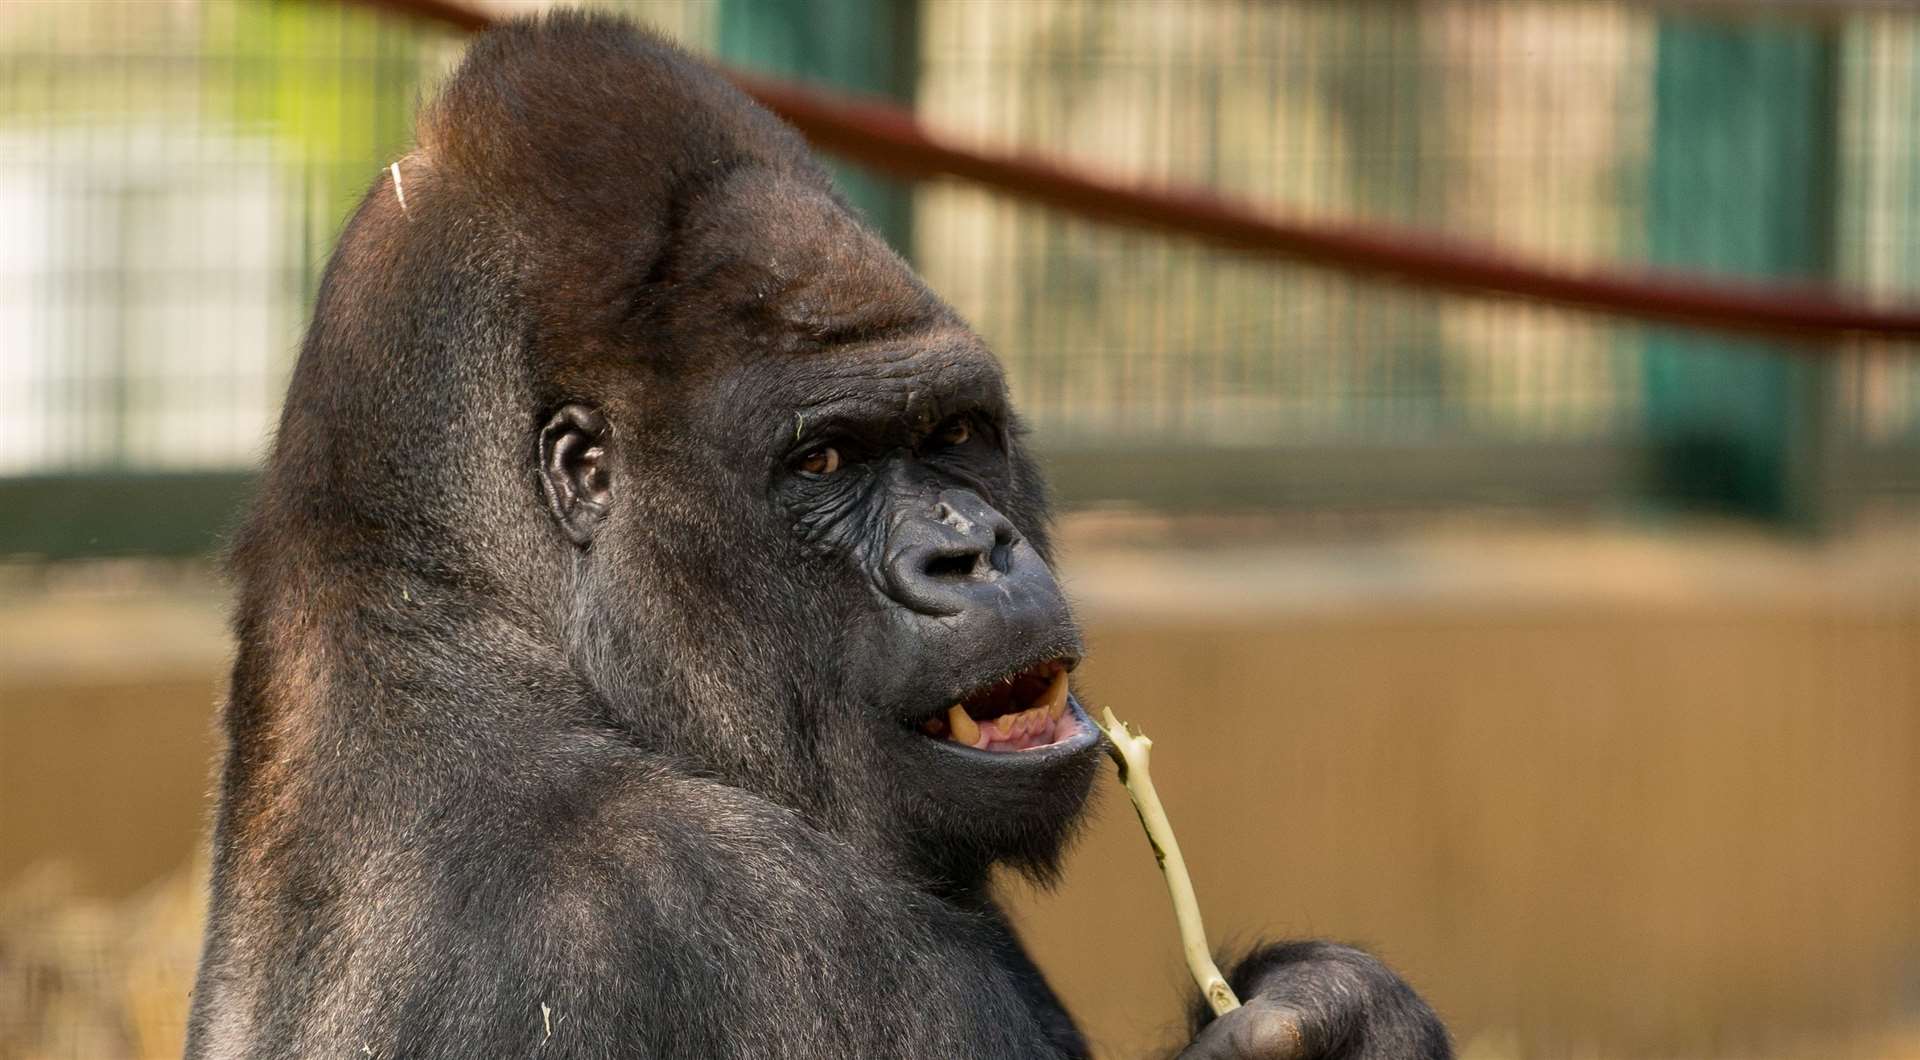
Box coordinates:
[1097,706,1241,1017]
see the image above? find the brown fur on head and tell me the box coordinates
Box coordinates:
[413,13,834,361]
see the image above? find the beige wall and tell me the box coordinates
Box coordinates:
[4,521,1918,1058]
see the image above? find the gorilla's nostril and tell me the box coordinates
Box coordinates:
[923,549,983,580]
[989,540,1014,575]
[988,525,1019,574]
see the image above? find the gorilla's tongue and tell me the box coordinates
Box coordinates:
[930,667,1073,752]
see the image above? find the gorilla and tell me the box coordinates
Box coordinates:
[186,13,1449,1060]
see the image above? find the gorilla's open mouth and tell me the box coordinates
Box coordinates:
[917,658,1088,753]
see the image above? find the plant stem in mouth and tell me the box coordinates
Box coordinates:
[1096,706,1241,1018]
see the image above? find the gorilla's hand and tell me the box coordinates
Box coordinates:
[1176,942,1451,1060]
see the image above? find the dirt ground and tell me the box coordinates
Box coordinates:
[4,513,1918,1058]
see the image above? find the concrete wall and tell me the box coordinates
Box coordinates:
[4,521,1917,1057]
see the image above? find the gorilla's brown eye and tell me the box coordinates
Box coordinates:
[938,418,971,446]
[798,446,841,476]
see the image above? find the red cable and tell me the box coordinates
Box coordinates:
[355,0,1920,344]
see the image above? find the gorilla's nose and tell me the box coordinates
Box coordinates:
[883,489,1050,618]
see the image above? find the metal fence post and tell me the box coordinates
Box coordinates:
[717,0,919,259]
[1645,18,1840,528]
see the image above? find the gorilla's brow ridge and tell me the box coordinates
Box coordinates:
[791,351,1006,428]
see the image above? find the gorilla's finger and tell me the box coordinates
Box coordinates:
[1177,1000,1309,1060]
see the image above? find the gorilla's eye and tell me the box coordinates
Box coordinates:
[937,417,972,447]
[798,446,842,476]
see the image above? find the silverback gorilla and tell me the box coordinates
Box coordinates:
[186,14,1449,1060]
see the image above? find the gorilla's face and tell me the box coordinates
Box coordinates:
[537,172,1102,878]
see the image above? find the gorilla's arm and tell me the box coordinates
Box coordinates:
[322,757,1094,1060]
[306,760,1446,1060]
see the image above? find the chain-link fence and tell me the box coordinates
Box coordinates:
[3,0,1917,555]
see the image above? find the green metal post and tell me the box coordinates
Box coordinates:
[1645,19,1839,526]
[717,0,919,258]
[1321,4,1444,436]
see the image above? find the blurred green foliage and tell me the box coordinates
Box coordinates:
[202,0,451,301]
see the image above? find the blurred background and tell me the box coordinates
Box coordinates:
[2,0,1918,1057]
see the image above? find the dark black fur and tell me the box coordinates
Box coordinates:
[185,14,1449,1059]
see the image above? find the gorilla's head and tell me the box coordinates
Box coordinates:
[258,13,1101,886]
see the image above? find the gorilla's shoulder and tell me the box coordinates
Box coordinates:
[523,757,938,928]
[576,758,811,842]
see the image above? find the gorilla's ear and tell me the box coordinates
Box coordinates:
[539,404,612,547]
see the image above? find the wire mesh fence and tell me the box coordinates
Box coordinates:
[914,1,1920,478]
[1,0,1917,553]
[2,0,451,475]
[918,1,1651,451]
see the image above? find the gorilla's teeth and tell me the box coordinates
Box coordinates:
[947,704,981,746]
[1039,669,1070,720]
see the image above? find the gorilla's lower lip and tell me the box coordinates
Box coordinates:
[916,658,1089,754]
